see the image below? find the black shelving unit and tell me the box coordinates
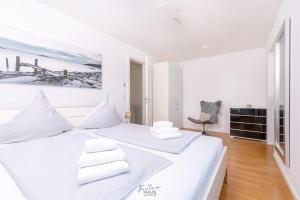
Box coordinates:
[230,108,267,141]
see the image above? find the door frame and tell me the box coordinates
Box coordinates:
[126,55,153,125]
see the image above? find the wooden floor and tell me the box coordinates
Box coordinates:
[210,132,293,200]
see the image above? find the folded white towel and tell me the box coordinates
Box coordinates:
[78,161,129,185]
[153,121,173,129]
[84,138,118,153]
[151,127,179,134]
[152,132,182,140]
[78,147,126,168]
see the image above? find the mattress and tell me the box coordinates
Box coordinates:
[0,128,224,200]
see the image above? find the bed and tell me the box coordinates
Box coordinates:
[0,107,227,200]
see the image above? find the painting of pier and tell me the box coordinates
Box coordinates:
[0,37,102,89]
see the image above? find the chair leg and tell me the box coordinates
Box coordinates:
[224,169,228,184]
[202,123,207,135]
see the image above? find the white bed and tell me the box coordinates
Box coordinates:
[0,107,227,200]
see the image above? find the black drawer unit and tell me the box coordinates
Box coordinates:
[230,108,267,141]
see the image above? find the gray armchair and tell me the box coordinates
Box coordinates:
[188,101,222,135]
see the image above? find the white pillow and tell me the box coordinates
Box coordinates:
[79,95,121,129]
[0,91,73,144]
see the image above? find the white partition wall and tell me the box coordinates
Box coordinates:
[153,62,183,128]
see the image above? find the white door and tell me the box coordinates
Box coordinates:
[142,56,153,126]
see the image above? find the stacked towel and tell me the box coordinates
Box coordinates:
[77,138,129,185]
[153,121,173,129]
[84,138,118,153]
[78,161,129,185]
[78,148,126,168]
[151,121,182,140]
[150,127,179,134]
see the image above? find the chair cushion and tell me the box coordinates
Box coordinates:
[199,112,211,121]
[200,101,222,124]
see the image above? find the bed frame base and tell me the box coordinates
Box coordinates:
[199,147,228,200]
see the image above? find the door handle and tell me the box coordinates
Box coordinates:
[143,97,151,103]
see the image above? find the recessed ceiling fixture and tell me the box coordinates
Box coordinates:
[173,17,181,25]
[157,1,169,9]
[202,45,208,49]
[161,17,181,25]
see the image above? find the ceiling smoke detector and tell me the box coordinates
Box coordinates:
[161,17,181,25]
[157,0,181,25]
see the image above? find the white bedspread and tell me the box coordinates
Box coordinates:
[0,129,223,200]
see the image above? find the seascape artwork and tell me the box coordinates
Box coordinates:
[0,36,102,89]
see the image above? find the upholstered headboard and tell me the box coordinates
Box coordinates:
[0,107,95,127]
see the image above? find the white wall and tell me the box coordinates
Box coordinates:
[179,48,267,133]
[267,0,300,199]
[0,0,156,117]
[153,62,169,122]
[153,62,183,128]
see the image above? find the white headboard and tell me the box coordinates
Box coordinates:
[0,84,107,110]
[0,107,95,127]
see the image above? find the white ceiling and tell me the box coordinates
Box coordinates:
[37,0,281,61]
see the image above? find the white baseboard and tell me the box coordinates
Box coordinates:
[273,152,299,200]
[266,139,274,145]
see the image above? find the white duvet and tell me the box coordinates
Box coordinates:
[0,129,223,200]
